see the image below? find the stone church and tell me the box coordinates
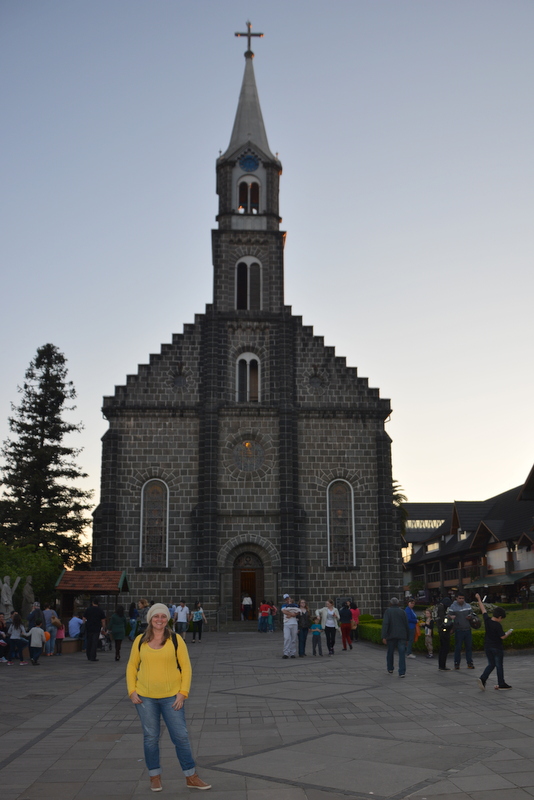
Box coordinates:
[92,33,402,618]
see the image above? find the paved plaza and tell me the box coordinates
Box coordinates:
[1,631,534,800]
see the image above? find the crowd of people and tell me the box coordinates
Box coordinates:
[381,592,514,690]
[1,588,518,794]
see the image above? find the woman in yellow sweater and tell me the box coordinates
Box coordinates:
[126,603,211,791]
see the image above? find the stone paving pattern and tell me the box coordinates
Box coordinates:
[1,632,534,800]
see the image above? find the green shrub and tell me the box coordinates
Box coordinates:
[358,614,378,623]
[358,623,383,644]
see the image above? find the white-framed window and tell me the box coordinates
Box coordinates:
[327,479,356,567]
[236,352,260,402]
[139,479,169,567]
[238,178,260,214]
[426,542,440,553]
[236,258,262,310]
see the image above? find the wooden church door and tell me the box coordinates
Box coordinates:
[232,552,264,620]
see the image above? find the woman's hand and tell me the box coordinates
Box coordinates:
[172,693,186,710]
[382,638,387,645]
[130,691,143,705]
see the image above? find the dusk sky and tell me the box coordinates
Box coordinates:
[1,1,533,512]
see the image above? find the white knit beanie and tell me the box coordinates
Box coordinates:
[146,603,171,624]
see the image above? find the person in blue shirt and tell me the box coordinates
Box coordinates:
[310,616,323,656]
[405,598,418,658]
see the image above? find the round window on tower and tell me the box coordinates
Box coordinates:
[232,440,265,471]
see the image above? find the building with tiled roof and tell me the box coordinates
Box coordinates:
[403,467,534,600]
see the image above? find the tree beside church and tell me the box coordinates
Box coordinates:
[92,32,402,616]
[0,343,92,566]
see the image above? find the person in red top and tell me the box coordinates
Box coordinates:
[259,600,270,633]
[350,602,360,642]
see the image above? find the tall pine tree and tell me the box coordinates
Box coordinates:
[0,344,92,565]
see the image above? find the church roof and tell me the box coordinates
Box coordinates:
[221,53,276,161]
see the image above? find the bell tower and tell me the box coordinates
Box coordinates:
[212,23,285,313]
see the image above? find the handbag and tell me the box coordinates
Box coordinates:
[350,620,357,630]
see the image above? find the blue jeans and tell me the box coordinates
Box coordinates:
[481,647,505,686]
[406,627,416,655]
[298,628,309,656]
[386,638,406,676]
[46,625,57,655]
[259,616,268,633]
[129,619,138,640]
[136,696,196,777]
[9,638,25,661]
[454,628,473,665]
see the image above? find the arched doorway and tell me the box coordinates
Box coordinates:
[233,552,264,620]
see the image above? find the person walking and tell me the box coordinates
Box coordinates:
[126,603,211,791]
[405,598,418,658]
[7,613,28,665]
[28,620,47,665]
[174,600,190,640]
[83,598,106,662]
[110,605,127,661]
[316,599,340,656]
[350,602,360,642]
[310,616,323,656]
[381,597,409,677]
[128,602,139,641]
[475,593,513,690]
[297,599,311,657]
[241,594,253,620]
[339,600,353,651]
[190,602,207,643]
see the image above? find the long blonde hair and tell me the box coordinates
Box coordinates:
[140,617,172,645]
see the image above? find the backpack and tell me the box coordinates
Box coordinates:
[137,632,181,672]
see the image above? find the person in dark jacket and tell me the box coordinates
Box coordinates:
[110,605,127,661]
[436,596,452,671]
[381,597,410,677]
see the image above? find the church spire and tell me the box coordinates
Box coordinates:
[221,22,275,161]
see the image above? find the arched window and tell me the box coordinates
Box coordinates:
[238,179,260,214]
[236,260,261,310]
[140,480,169,567]
[236,353,260,402]
[327,480,355,568]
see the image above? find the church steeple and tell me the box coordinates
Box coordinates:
[222,45,275,161]
[216,23,282,233]
[212,25,285,314]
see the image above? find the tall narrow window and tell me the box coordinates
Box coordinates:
[236,353,261,402]
[327,480,355,567]
[236,261,262,310]
[237,180,260,214]
[140,480,168,567]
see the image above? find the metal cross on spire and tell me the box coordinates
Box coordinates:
[235,20,264,57]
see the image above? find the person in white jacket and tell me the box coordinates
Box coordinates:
[316,599,340,655]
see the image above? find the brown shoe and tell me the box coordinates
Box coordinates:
[186,773,211,790]
[150,776,163,792]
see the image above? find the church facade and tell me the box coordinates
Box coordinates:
[92,39,402,618]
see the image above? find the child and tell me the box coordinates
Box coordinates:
[424,608,434,658]
[28,621,47,665]
[7,613,28,665]
[53,616,65,655]
[310,616,323,656]
[474,593,512,690]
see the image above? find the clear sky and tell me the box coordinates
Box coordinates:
[1,1,533,510]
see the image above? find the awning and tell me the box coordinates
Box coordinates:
[463,575,515,589]
[464,571,534,589]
